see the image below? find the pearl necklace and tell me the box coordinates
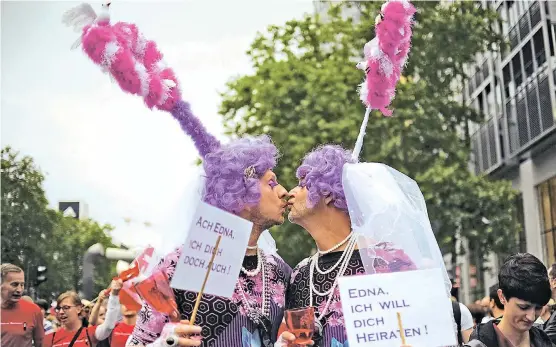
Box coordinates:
[313,233,355,277]
[241,248,261,276]
[237,248,271,319]
[317,232,353,255]
[309,233,358,321]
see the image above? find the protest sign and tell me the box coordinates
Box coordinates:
[170,201,252,298]
[338,268,456,347]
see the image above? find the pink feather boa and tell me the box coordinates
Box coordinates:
[80,15,180,112]
[358,0,416,116]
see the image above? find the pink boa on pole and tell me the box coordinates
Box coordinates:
[352,0,415,161]
[63,3,180,112]
[356,0,415,116]
[62,3,220,158]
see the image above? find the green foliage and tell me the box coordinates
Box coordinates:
[1,147,117,300]
[220,1,520,266]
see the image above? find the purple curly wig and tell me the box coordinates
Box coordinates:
[171,101,278,215]
[296,144,355,212]
[203,135,278,215]
[71,6,278,216]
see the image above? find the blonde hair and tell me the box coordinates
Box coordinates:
[1,263,23,283]
[56,291,82,307]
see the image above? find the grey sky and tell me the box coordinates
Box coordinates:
[1,1,314,251]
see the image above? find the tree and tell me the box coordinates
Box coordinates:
[41,214,116,299]
[1,146,57,279]
[220,1,520,267]
[1,147,117,300]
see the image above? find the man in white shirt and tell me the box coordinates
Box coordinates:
[481,283,505,324]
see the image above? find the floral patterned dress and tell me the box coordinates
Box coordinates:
[286,244,416,347]
[129,246,291,347]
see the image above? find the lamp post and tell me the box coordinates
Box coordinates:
[81,243,104,299]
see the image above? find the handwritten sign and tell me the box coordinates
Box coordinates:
[170,201,252,298]
[338,268,456,347]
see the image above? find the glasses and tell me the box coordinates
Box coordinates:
[55,305,75,313]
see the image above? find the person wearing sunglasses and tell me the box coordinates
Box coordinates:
[44,280,123,347]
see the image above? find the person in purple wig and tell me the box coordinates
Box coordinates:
[70,20,293,347]
[63,2,293,345]
[127,104,293,347]
[279,144,416,347]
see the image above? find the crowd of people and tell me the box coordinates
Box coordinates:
[1,252,554,347]
[0,263,138,347]
[444,257,555,347]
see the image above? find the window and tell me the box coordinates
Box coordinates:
[522,41,534,76]
[495,77,503,111]
[533,30,546,66]
[548,21,555,57]
[486,84,495,116]
[498,116,506,160]
[477,92,485,116]
[508,1,519,28]
[503,64,513,98]
[512,53,523,86]
[539,176,556,266]
[498,5,509,36]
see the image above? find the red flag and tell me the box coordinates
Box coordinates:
[104,262,141,295]
[119,284,143,311]
[134,271,178,319]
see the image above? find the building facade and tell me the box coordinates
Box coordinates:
[313,0,556,302]
[460,0,556,302]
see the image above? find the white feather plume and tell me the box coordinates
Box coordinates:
[62,3,97,32]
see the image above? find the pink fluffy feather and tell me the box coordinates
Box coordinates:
[79,11,180,112]
[357,0,416,116]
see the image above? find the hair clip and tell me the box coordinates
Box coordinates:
[244,166,256,179]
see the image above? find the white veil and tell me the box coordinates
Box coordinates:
[342,162,457,341]
[342,162,451,294]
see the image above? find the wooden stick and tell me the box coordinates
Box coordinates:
[189,235,223,326]
[397,312,407,346]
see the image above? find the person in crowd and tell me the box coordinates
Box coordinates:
[80,299,93,327]
[450,298,475,344]
[90,289,109,326]
[451,279,460,302]
[480,296,492,321]
[0,263,44,347]
[44,280,122,347]
[64,2,291,345]
[466,253,552,347]
[481,283,505,324]
[99,304,137,347]
[36,299,55,335]
[541,263,556,343]
[281,145,422,347]
[46,315,59,333]
[468,304,487,328]
[535,299,554,327]
[22,295,34,303]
